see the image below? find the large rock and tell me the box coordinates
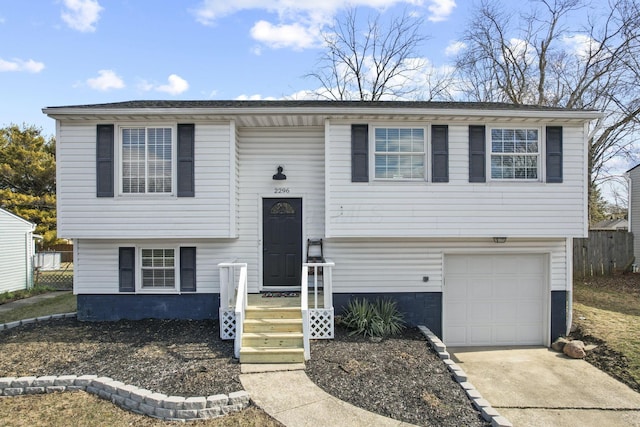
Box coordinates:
[551,337,569,352]
[563,340,586,359]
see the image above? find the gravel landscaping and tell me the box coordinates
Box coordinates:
[0,317,488,425]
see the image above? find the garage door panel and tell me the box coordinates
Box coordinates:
[469,278,493,298]
[469,326,492,345]
[494,301,518,322]
[494,324,517,344]
[468,303,492,323]
[445,254,546,346]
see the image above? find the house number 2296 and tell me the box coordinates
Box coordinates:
[274,187,290,194]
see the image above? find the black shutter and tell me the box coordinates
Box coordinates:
[177,124,195,197]
[96,124,114,197]
[546,126,563,183]
[180,247,197,292]
[351,124,369,182]
[469,125,486,182]
[431,125,449,182]
[118,247,135,292]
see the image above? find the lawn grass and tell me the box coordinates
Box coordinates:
[0,286,57,305]
[0,391,283,427]
[0,293,76,324]
[573,276,640,386]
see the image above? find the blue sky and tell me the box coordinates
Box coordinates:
[0,0,465,137]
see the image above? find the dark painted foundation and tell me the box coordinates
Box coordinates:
[550,290,568,342]
[333,292,443,337]
[77,294,219,321]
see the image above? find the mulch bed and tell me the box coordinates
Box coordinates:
[0,318,488,426]
[0,318,241,396]
[306,326,489,427]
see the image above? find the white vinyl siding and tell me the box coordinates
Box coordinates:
[327,121,588,238]
[629,166,640,264]
[56,122,234,239]
[234,127,325,292]
[0,210,35,293]
[325,238,569,294]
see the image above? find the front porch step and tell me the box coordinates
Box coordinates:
[239,347,305,364]
[242,332,304,348]
[243,318,303,333]
[245,307,302,319]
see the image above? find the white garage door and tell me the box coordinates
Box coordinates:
[444,254,546,346]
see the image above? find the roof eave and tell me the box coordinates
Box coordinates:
[42,106,603,121]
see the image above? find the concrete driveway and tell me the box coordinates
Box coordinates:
[450,347,640,427]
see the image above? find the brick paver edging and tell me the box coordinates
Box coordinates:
[417,325,513,427]
[0,314,251,421]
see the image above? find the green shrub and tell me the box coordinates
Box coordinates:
[341,297,405,338]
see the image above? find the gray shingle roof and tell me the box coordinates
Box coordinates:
[44,99,589,112]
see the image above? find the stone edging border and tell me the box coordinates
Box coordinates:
[0,313,250,422]
[417,325,513,427]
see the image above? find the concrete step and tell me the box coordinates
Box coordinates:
[243,318,303,333]
[245,307,302,319]
[239,347,305,364]
[242,332,304,348]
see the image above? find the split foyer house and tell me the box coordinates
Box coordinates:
[43,100,599,360]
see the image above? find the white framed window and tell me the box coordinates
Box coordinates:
[121,127,174,194]
[490,128,540,180]
[374,127,426,180]
[141,248,175,289]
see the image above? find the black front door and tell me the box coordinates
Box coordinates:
[263,198,303,287]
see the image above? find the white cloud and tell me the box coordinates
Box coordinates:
[250,20,320,50]
[139,74,190,95]
[426,0,455,22]
[563,34,599,59]
[235,94,277,100]
[444,40,466,56]
[156,74,189,95]
[86,69,125,91]
[0,58,45,73]
[192,1,455,51]
[61,0,103,32]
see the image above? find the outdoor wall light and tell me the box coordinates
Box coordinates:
[272,165,286,180]
[493,237,507,243]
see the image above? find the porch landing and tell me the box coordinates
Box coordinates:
[247,292,326,308]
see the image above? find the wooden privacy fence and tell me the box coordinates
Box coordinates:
[573,231,634,277]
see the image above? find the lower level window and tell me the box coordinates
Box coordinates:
[141,249,175,289]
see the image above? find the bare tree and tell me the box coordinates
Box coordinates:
[308,8,450,101]
[454,0,640,223]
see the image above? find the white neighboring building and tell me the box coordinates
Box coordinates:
[0,208,36,293]
[43,100,600,348]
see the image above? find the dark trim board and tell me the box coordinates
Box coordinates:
[550,290,568,342]
[332,292,443,337]
[77,294,219,321]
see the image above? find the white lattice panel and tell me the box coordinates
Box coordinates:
[309,308,334,339]
[220,309,236,340]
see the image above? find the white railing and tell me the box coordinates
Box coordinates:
[218,262,248,359]
[301,260,335,360]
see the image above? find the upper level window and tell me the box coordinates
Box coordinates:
[122,127,173,193]
[490,128,539,180]
[374,128,425,179]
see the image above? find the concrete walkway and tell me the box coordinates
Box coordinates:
[450,347,640,427]
[0,291,71,316]
[240,365,417,427]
